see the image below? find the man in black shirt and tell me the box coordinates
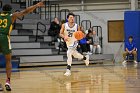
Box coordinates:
[48,17,61,42]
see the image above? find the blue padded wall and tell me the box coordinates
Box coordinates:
[0,55,19,68]
[124,11,140,61]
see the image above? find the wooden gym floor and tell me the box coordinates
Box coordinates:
[0,62,140,93]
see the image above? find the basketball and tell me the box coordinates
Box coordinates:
[74,31,85,40]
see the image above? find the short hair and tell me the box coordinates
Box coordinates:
[88,30,92,33]
[2,4,12,12]
[67,12,75,19]
[128,36,133,39]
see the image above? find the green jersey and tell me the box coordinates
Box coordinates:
[0,13,12,35]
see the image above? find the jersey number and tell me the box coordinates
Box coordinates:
[68,32,73,37]
[0,19,8,28]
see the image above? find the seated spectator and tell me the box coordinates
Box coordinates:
[78,26,87,54]
[48,17,61,42]
[79,36,88,54]
[86,30,93,55]
[123,36,137,64]
[78,27,92,55]
[92,31,101,54]
[57,19,67,50]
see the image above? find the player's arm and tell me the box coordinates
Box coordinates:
[60,24,65,38]
[11,1,45,23]
[60,24,68,41]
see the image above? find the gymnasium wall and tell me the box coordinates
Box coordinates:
[74,11,124,60]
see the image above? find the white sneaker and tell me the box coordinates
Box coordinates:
[122,60,127,64]
[134,60,138,64]
[5,80,11,91]
[84,55,89,66]
[64,69,71,76]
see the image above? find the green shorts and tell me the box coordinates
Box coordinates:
[0,34,11,55]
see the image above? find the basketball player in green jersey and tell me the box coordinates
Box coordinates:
[0,2,44,91]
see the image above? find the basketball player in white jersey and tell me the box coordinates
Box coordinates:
[60,13,89,76]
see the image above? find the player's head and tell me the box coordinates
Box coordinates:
[128,36,133,42]
[2,4,12,13]
[67,12,75,23]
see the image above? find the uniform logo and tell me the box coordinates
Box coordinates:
[67,29,75,37]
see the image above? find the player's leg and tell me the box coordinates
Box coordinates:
[132,51,137,63]
[72,49,89,66]
[1,35,12,91]
[0,47,3,91]
[5,53,12,91]
[64,48,73,76]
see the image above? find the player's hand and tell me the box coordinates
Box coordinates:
[36,1,45,7]
[64,36,69,42]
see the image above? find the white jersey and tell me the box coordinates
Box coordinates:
[64,22,78,48]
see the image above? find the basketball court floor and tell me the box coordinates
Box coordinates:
[0,62,140,93]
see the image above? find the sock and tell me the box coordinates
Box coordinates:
[8,78,10,82]
[67,65,71,70]
[83,56,86,60]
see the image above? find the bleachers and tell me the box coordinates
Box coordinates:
[12,49,52,56]
[11,42,41,49]
[10,36,52,42]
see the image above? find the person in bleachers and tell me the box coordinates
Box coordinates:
[57,19,67,50]
[122,36,137,64]
[92,31,101,54]
[48,17,61,43]
[78,27,92,55]
[86,30,93,55]
[78,27,87,54]
[79,34,88,54]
